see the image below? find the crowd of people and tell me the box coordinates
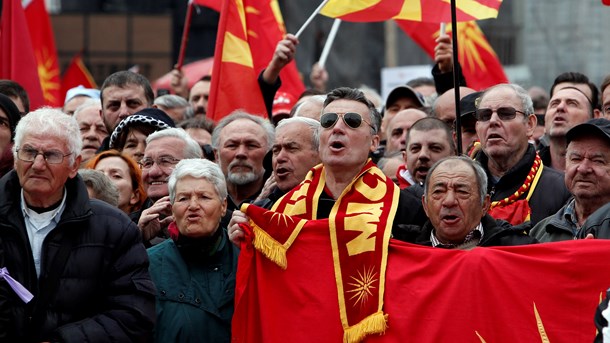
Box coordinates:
[0,31,610,342]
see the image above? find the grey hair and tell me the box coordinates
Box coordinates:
[275,116,321,151]
[79,169,119,207]
[423,156,488,206]
[292,94,326,118]
[168,158,228,203]
[73,98,102,117]
[211,110,275,151]
[146,127,202,159]
[154,94,192,119]
[13,107,82,166]
[478,83,535,116]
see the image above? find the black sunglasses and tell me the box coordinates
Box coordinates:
[475,107,526,122]
[320,112,374,130]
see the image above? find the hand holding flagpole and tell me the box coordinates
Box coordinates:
[295,0,330,38]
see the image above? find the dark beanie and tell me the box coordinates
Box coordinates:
[109,108,175,149]
[0,93,21,141]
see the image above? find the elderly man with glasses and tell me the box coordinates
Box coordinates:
[0,108,155,341]
[473,83,570,227]
[137,128,203,245]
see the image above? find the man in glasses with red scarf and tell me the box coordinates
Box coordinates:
[473,83,571,227]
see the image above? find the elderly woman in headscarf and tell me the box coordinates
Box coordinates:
[147,158,238,342]
[0,94,21,176]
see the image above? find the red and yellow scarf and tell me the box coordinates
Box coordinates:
[241,159,400,342]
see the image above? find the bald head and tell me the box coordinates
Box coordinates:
[433,87,476,128]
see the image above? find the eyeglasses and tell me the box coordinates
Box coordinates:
[320,112,374,130]
[139,156,181,170]
[16,147,72,164]
[475,107,526,122]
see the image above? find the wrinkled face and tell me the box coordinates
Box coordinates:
[475,87,535,162]
[272,123,320,192]
[406,128,453,184]
[121,129,148,163]
[76,106,108,162]
[15,133,80,207]
[189,80,210,116]
[216,119,268,187]
[545,88,591,138]
[385,109,427,155]
[94,156,139,213]
[423,160,489,245]
[319,99,379,173]
[101,84,148,132]
[172,176,227,238]
[565,136,610,203]
[0,109,12,155]
[141,136,186,201]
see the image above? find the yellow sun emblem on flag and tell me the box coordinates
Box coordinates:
[347,266,378,307]
[35,47,60,104]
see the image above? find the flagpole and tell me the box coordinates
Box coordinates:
[318,19,341,69]
[176,0,195,70]
[449,0,463,155]
[295,0,330,38]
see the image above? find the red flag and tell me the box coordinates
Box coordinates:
[0,0,45,110]
[604,0,610,6]
[233,218,610,342]
[207,0,305,122]
[320,0,504,23]
[397,21,508,91]
[24,0,61,107]
[61,52,98,104]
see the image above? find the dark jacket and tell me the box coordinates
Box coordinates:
[253,186,287,210]
[432,62,467,95]
[595,288,610,343]
[529,200,578,242]
[579,202,610,239]
[148,229,238,343]
[414,214,537,247]
[0,171,156,342]
[474,144,572,226]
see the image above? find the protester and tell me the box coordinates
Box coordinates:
[63,85,100,115]
[456,91,482,155]
[138,128,203,245]
[153,93,192,123]
[0,108,155,341]
[384,108,428,157]
[432,86,476,128]
[212,111,274,211]
[86,149,147,216]
[0,80,29,114]
[601,74,610,120]
[73,98,107,165]
[536,118,610,240]
[148,159,238,342]
[99,70,154,151]
[108,107,175,163]
[415,156,536,248]
[473,83,571,226]
[292,94,326,121]
[255,116,321,209]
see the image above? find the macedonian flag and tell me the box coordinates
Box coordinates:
[207,0,304,121]
[24,0,61,107]
[233,225,610,342]
[398,20,508,90]
[320,0,503,23]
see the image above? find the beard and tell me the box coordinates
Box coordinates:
[228,170,259,185]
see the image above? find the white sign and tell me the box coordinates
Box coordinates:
[380,65,433,103]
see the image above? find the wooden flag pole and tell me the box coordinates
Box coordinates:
[176,0,195,70]
[295,0,330,38]
[318,18,341,69]
[450,0,463,155]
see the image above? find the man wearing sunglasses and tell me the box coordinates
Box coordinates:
[473,84,571,227]
[230,87,427,243]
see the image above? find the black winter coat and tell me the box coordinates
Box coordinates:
[0,171,156,342]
